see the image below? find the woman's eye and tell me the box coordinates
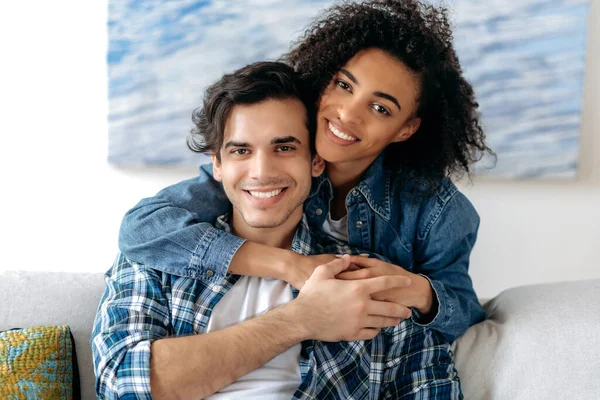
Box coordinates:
[373,104,390,116]
[335,80,351,91]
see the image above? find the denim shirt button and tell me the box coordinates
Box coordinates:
[356,221,364,228]
[212,285,222,293]
[352,189,359,196]
[206,270,214,278]
[315,208,323,216]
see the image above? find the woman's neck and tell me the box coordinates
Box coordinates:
[326,162,367,220]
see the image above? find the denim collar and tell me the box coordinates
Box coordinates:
[310,153,392,221]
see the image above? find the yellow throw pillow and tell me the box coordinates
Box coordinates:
[0,325,79,399]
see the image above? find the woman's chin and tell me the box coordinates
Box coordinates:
[316,146,347,165]
[316,137,353,164]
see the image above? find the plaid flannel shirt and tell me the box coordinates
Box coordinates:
[91,215,462,399]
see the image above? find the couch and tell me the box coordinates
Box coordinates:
[2,270,599,399]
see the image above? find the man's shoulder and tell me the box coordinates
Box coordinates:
[106,253,170,288]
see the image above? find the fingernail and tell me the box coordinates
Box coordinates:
[335,254,345,258]
[359,253,369,257]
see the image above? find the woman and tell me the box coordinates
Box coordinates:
[119,0,494,343]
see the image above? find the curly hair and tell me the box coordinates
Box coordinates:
[187,61,316,161]
[282,0,495,188]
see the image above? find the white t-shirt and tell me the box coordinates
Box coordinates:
[321,212,349,242]
[204,276,301,400]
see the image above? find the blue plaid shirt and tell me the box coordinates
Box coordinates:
[92,215,462,399]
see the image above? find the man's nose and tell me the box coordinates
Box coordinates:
[248,151,278,180]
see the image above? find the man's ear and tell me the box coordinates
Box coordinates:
[212,153,222,182]
[311,154,326,177]
[393,117,421,143]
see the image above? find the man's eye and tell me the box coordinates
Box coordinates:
[276,145,294,152]
[372,104,390,116]
[232,149,248,155]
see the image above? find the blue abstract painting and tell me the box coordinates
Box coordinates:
[108,0,589,179]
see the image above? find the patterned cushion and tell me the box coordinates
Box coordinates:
[0,325,80,399]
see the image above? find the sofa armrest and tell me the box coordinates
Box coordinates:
[453,279,600,400]
[1,270,106,400]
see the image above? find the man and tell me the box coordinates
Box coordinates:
[91,62,461,399]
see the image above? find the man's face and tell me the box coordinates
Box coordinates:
[213,98,324,229]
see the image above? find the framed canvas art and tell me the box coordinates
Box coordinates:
[108,0,589,179]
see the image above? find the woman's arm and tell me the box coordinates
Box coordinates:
[411,190,485,342]
[119,163,237,279]
[119,163,331,286]
[337,191,484,342]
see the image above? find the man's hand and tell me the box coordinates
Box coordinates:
[337,255,436,318]
[293,255,412,342]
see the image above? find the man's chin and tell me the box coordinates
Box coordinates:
[242,216,287,229]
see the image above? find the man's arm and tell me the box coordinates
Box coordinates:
[92,255,411,400]
[381,324,462,398]
[150,299,306,399]
[91,254,171,400]
[151,256,412,399]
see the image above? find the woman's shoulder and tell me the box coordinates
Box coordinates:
[388,170,479,233]
[388,169,457,203]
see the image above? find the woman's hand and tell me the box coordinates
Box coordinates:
[336,255,436,318]
[285,254,337,290]
[285,253,360,290]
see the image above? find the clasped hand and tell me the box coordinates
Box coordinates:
[291,253,435,317]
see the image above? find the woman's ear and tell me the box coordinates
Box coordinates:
[211,153,222,181]
[394,117,422,143]
[311,154,326,177]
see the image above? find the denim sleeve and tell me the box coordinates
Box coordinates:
[118,163,245,281]
[412,191,486,342]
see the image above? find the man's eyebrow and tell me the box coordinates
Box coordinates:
[339,69,402,111]
[224,141,250,149]
[271,136,302,145]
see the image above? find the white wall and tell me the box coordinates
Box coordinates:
[0,1,598,299]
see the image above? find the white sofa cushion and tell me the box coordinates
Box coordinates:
[453,279,600,399]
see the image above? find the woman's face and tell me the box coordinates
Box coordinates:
[316,48,422,173]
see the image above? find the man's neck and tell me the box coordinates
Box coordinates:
[230,208,303,249]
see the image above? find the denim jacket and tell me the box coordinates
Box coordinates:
[119,153,485,342]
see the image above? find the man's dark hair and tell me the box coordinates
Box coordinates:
[282,0,496,189]
[187,61,315,161]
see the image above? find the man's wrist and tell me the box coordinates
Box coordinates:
[277,299,314,341]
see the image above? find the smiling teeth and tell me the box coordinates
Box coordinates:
[248,189,283,199]
[329,122,357,142]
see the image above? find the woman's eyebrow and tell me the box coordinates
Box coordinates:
[339,68,358,84]
[339,69,401,111]
[374,91,401,110]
